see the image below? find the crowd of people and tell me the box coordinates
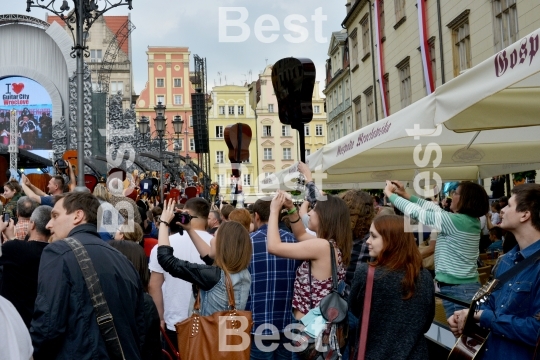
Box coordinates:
[0,162,539,360]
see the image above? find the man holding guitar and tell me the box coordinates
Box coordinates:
[448,183,540,360]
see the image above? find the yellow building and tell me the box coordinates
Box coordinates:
[208,85,258,202]
[251,65,327,186]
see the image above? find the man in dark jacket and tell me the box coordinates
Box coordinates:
[30,192,145,360]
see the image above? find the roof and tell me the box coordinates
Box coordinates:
[0,145,52,169]
[46,15,130,56]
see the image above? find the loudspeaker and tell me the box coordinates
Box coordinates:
[191,93,209,153]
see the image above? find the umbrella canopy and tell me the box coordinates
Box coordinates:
[436,27,540,132]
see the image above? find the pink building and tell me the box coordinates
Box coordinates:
[136,47,196,157]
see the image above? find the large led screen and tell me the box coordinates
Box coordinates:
[1,76,53,153]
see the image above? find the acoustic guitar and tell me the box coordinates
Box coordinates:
[271,57,316,163]
[448,280,499,360]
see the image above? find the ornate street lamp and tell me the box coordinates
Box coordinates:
[26,0,133,192]
[152,102,166,201]
[137,115,150,136]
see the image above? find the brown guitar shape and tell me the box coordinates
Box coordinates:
[448,280,499,360]
[271,57,316,163]
[224,123,251,207]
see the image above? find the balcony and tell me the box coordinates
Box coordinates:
[329,98,351,121]
[88,62,131,72]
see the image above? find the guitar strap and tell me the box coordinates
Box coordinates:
[493,247,540,291]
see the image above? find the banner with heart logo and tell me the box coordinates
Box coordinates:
[1,76,53,152]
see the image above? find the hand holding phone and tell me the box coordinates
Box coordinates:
[2,213,9,224]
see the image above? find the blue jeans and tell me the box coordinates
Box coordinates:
[438,282,481,319]
[250,334,293,360]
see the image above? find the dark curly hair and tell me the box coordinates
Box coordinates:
[339,190,375,239]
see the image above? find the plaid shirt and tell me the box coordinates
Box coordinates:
[246,225,301,335]
[15,218,31,240]
[345,233,372,286]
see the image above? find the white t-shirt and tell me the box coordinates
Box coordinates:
[0,296,33,360]
[149,230,213,330]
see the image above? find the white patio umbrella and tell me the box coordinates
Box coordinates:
[263,27,540,191]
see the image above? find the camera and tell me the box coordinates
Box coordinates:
[170,212,197,236]
[2,213,9,223]
[55,159,68,170]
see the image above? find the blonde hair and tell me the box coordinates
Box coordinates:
[119,222,144,243]
[93,183,110,202]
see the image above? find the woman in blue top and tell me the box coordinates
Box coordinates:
[384,180,489,318]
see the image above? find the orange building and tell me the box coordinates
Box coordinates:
[136,47,196,156]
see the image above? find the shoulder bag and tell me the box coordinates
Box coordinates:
[62,237,125,360]
[291,241,349,360]
[175,271,252,360]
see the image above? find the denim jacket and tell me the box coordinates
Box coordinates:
[157,246,251,316]
[195,269,251,316]
[478,240,540,360]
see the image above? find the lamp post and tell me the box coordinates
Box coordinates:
[26,0,133,192]
[153,102,166,202]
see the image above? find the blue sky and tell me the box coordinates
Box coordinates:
[3,1,346,94]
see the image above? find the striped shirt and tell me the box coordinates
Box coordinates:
[390,194,480,284]
[246,225,301,335]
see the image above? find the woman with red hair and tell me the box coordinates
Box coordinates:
[349,215,434,360]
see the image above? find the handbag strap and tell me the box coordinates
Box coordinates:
[357,265,375,360]
[224,270,237,309]
[160,326,180,360]
[328,240,339,291]
[62,237,125,360]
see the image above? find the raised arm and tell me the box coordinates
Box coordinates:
[267,191,327,260]
[20,175,43,202]
[67,161,76,192]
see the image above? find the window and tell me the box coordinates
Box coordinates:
[304,125,310,136]
[383,73,390,113]
[173,78,182,87]
[268,104,274,113]
[338,85,342,104]
[90,49,102,62]
[263,125,272,137]
[493,0,518,52]
[283,148,292,160]
[228,106,235,115]
[305,149,311,157]
[316,124,323,136]
[238,106,244,115]
[350,30,359,67]
[216,151,224,163]
[364,87,374,125]
[243,174,251,186]
[110,81,123,95]
[177,138,184,151]
[217,174,225,187]
[156,78,165,88]
[354,98,362,129]
[449,12,472,76]
[282,125,291,136]
[422,38,438,93]
[314,105,320,114]
[189,116,193,127]
[340,121,345,137]
[174,95,183,105]
[264,172,273,178]
[263,148,273,160]
[215,126,223,138]
[156,95,165,104]
[394,0,405,23]
[189,138,195,151]
[397,58,412,108]
[330,128,335,142]
[379,0,386,38]
[361,15,370,58]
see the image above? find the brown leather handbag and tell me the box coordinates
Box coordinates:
[175,271,252,360]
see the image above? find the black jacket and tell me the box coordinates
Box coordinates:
[30,224,146,360]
